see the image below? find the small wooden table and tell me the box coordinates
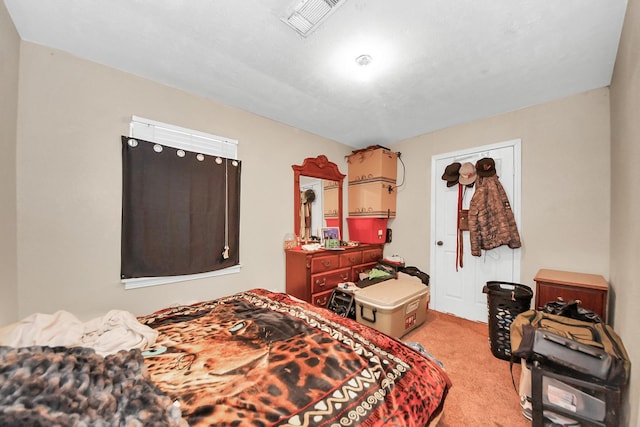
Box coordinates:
[533,269,609,323]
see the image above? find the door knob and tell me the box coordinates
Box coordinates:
[436,240,443,246]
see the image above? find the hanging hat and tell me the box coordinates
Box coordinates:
[476,157,496,177]
[441,162,461,187]
[302,189,316,203]
[458,162,477,185]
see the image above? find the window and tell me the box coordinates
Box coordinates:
[121,117,241,289]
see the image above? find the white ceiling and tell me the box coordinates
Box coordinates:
[4,0,628,148]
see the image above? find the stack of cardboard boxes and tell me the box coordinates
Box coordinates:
[346,147,398,243]
[322,179,340,228]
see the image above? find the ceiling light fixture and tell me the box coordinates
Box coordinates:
[355,54,373,67]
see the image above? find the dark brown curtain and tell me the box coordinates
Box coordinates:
[121,136,241,279]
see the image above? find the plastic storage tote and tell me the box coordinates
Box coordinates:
[483,281,533,360]
[355,279,429,338]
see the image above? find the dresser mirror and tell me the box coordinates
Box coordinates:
[293,155,346,243]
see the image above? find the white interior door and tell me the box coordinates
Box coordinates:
[430,140,521,322]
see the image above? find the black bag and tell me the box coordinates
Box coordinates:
[513,324,627,385]
[511,312,630,386]
[399,266,430,285]
[541,298,603,323]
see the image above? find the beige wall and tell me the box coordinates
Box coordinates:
[0,2,19,325]
[610,0,640,424]
[388,88,611,289]
[14,42,351,320]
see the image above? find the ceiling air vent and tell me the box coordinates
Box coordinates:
[281,0,348,37]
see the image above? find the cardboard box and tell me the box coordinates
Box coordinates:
[323,179,340,190]
[347,217,388,244]
[355,279,429,338]
[347,148,398,182]
[348,179,396,218]
[323,181,339,222]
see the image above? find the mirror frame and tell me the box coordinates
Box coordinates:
[293,155,346,240]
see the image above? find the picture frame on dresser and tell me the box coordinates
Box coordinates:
[321,227,340,241]
[321,227,340,248]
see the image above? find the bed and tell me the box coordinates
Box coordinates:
[0,289,450,426]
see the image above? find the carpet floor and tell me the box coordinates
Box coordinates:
[403,310,530,427]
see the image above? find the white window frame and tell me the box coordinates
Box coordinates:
[122,116,241,290]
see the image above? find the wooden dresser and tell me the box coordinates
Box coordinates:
[533,268,609,322]
[286,244,384,308]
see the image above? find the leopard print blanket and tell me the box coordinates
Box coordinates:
[0,346,186,426]
[139,289,451,426]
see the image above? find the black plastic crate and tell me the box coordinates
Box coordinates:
[327,288,356,319]
[483,281,533,360]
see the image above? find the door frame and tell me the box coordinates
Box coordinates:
[429,138,522,313]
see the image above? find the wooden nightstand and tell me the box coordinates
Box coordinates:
[534,269,609,323]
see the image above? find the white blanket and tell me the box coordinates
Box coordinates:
[0,309,157,356]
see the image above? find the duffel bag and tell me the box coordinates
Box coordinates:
[510,310,630,385]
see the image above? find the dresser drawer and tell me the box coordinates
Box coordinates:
[312,289,335,308]
[310,254,340,273]
[362,248,383,264]
[311,268,351,294]
[286,244,384,306]
[340,251,363,267]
